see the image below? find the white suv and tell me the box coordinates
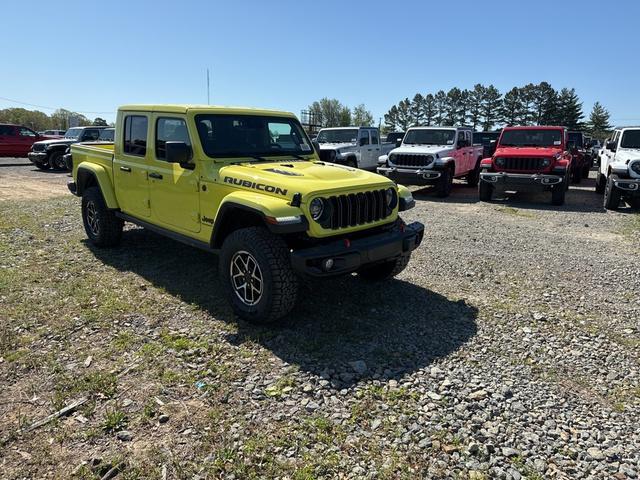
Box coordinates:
[595,127,640,210]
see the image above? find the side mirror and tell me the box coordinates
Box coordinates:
[606,141,616,151]
[395,138,403,148]
[165,141,192,164]
[312,140,320,153]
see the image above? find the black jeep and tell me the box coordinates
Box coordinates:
[28,126,108,170]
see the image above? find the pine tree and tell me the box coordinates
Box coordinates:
[531,82,558,125]
[480,85,502,131]
[434,90,447,125]
[410,94,425,126]
[587,102,612,138]
[424,94,436,126]
[467,84,486,129]
[352,104,374,127]
[501,88,524,126]
[556,88,584,129]
[396,98,413,130]
[384,105,399,132]
[444,88,464,126]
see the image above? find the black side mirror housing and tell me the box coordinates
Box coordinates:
[606,141,616,151]
[166,141,192,164]
[395,138,403,148]
[312,140,320,154]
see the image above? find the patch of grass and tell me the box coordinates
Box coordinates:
[511,456,543,480]
[102,407,128,433]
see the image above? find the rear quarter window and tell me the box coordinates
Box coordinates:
[123,116,148,156]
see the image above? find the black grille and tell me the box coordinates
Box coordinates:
[319,150,336,163]
[502,157,546,171]
[32,143,46,152]
[390,154,433,167]
[325,189,389,229]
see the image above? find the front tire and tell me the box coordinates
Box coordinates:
[49,151,66,171]
[551,182,566,206]
[436,167,453,197]
[359,254,410,281]
[81,187,123,247]
[219,227,298,323]
[603,175,622,210]
[595,173,606,194]
[34,160,50,170]
[478,180,493,202]
[571,166,582,184]
[582,165,590,179]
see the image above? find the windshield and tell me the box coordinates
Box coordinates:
[316,129,358,144]
[567,132,584,147]
[499,129,563,147]
[385,132,405,143]
[473,132,500,145]
[64,128,83,139]
[195,114,313,158]
[403,129,456,146]
[621,130,640,148]
[99,129,114,141]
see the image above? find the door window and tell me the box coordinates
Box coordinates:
[0,125,14,136]
[156,118,191,159]
[359,130,370,146]
[19,127,36,137]
[124,116,148,156]
[370,130,379,145]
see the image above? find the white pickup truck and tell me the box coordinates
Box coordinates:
[316,127,394,171]
[377,126,484,197]
[595,126,640,210]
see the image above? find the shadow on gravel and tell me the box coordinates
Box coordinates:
[88,228,478,387]
[411,183,479,204]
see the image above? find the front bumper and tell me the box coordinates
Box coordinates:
[480,171,564,190]
[27,152,48,163]
[377,166,441,186]
[614,177,640,195]
[291,220,424,277]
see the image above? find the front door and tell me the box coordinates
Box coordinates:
[113,114,151,217]
[17,127,38,156]
[148,116,200,234]
[358,129,371,168]
[368,129,381,170]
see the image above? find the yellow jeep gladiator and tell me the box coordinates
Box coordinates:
[68,105,424,322]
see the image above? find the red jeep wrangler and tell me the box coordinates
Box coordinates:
[567,131,590,183]
[478,126,572,206]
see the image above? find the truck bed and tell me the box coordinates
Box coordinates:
[71,143,114,176]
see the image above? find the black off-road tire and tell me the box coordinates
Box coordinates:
[582,165,590,179]
[571,166,582,184]
[551,182,566,206]
[81,187,123,247]
[219,227,298,324]
[466,159,481,187]
[478,180,493,202]
[346,157,358,168]
[436,167,453,197]
[34,160,50,170]
[49,151,66,171]
[603,175,621,210]
[595,173,606,194]
[359,254,410,281]
[628,197,640,210]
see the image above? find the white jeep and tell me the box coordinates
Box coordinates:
[595,126,640,210]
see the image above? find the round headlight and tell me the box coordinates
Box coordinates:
[630,160,640,175]
[385,187,398,209]
[541,158,551,167]
[309,198,325,220]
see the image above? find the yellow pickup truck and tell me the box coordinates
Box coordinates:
[68,105,424,323]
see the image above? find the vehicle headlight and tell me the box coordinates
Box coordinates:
[309,198,325,221]
[541,158,551,167]
[385,187,398,210]
[495,157,505,167]
[630,160,640,175]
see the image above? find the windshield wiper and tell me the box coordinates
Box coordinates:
[223,153,270,162]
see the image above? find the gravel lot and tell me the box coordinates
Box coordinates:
[0,158,639,479]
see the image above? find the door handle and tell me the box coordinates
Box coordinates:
[149,172,163,179]
[119,166,131,172]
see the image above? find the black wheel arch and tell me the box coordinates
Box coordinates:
[76,168,99,196]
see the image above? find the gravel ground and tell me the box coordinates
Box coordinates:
[0,161,639,479]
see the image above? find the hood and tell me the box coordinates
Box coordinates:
[318,142,356,151]
[217,160,393,198]
[34,138,76,147]
[616,148,640,163]
[390,144,453,156]
[494,146,562,157]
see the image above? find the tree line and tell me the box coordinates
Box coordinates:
[384,83,612,138]
[307,98,374,128]
[0,107,109,131]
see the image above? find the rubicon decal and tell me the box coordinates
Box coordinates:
[223,177,288,196]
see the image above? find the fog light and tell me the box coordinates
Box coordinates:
[322,258,334,271]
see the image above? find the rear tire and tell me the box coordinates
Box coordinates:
[49,151,66,171]
[359,254,410,281]
[603,175,622,210]
[582,165,590,179]
[34,161,50,170]
[478,180,493,202]
[551,182,566,206]
[81,187,123,247]
[466,159,481,187]
[595,173,606,194]
[346,157,358,168]
[436,167,453,197]
[219,227,298,323]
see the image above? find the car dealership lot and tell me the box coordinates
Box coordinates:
[1,161,638,478]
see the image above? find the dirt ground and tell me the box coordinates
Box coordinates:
[0,158,69,201]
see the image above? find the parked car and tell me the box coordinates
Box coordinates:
[586,138,601,165]
[377,126,484,197]
[28,126,108,170]
[38,129,66,137]
[63,127,115,171]
[67,105,424,323]
[384,131,405,147]
[567,131,590,182]
[478,126,572,206]
[594,126,640,210]
[315,127,389,170]
[0,124,53,157]
[473,130,501,158]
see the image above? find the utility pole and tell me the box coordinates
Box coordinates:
[207,69,210,105]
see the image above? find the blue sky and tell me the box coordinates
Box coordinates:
[2,0,639,126]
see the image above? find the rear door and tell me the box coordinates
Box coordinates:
[148,115,200,234]
[367,129,381,170]
[113,114,151,217]
[358,129,371,168]
[0,125,17,156]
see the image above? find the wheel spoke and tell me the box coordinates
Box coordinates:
[229,250,264,306]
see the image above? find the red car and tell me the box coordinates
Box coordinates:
[0,124,52,158]
[478,126,573,206]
